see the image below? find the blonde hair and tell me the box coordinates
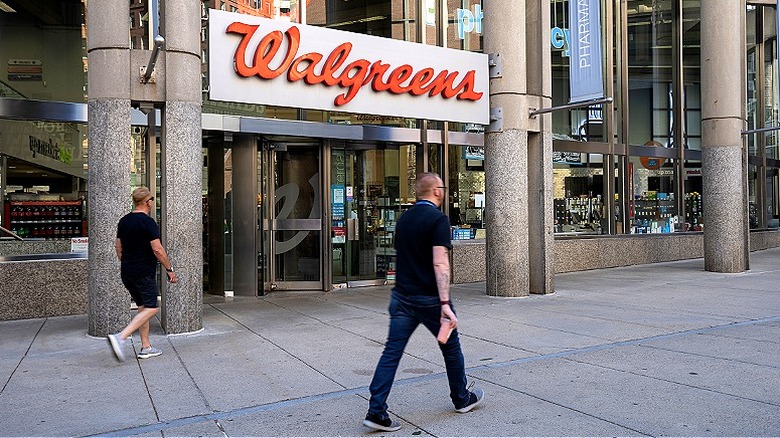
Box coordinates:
[132,187,152,207]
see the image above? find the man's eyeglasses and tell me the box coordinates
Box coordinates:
[436,186,447,191]
[146,197,155,203]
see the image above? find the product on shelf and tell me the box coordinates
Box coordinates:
[3,200,85,239]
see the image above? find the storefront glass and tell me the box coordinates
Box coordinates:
[769,169,779,227]
[763,6,778,157]
[330,144,416,285]
[629,156,679,234]
[548,0,712,235]
[447,0,483,51]
[0,2,87,103]
[448,144,485,239]
[1,2,89,245]
[744,4,780,229]
[684,159,703,231]
[268,144,322,287]
[1,119,88,238]
[554,154,605,235]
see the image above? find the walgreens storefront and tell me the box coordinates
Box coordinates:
[203,9,488,295]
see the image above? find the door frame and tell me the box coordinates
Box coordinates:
[261,138,326,292]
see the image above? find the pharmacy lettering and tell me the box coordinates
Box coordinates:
[227,23,483,107]
[568,0,604,103]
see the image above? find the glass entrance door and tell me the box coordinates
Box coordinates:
[331,145,414,287]
[263,142,323,290]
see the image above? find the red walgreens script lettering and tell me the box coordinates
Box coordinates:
[227,22,484,106]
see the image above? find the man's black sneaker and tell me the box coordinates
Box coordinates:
[455,387,484,413]
[362,412,401,432]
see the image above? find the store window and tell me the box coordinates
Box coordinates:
[330,143,417,285]
[554,154,605,235]
[448,145,485,240]
[629,156,679,234]
[769,169,779,228]
[1,120,88,239]
[448,0,483,52]
[683,159,703,231]
[745,4,780,229]
[0,1,88,103]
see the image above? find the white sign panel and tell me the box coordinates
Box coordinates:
[208,9,489,124]
[70,237,88,253]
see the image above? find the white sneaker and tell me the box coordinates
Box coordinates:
[137,346,162,359]
[107,334,126,362]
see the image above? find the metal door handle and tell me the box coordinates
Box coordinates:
[347,218,359,240]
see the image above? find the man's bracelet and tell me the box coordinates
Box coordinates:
[440,300,451,306]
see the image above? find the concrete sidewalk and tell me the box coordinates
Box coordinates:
[1,248,780,437]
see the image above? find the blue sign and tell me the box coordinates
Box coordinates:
[332,185,345,218]
[456,5,483,40]
[551,27,570,57]
[569,0,604,103]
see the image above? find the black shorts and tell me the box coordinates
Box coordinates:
[120,272,159,309]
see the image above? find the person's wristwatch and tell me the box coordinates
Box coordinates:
[166,267,174,273]
[440,300,451,306]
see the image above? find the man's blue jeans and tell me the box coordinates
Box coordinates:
[367,291,470,418]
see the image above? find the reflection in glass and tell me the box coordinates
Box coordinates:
[0,1,87,103]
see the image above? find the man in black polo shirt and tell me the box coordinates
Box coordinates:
[363,173,484,432]
[108,187,177,362]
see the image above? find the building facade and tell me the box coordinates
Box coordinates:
[1,0,779,330]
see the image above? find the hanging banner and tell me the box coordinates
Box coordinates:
[568,0,604,103]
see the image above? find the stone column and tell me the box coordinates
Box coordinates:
[159,0,203,333]
[483,0,554,296]
[700,0,748,272]
[86,0,132,336]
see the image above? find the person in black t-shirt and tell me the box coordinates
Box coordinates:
[107,187,177,363]
[362,173,484,432]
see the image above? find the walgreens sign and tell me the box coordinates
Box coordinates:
[208,9,489,124]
